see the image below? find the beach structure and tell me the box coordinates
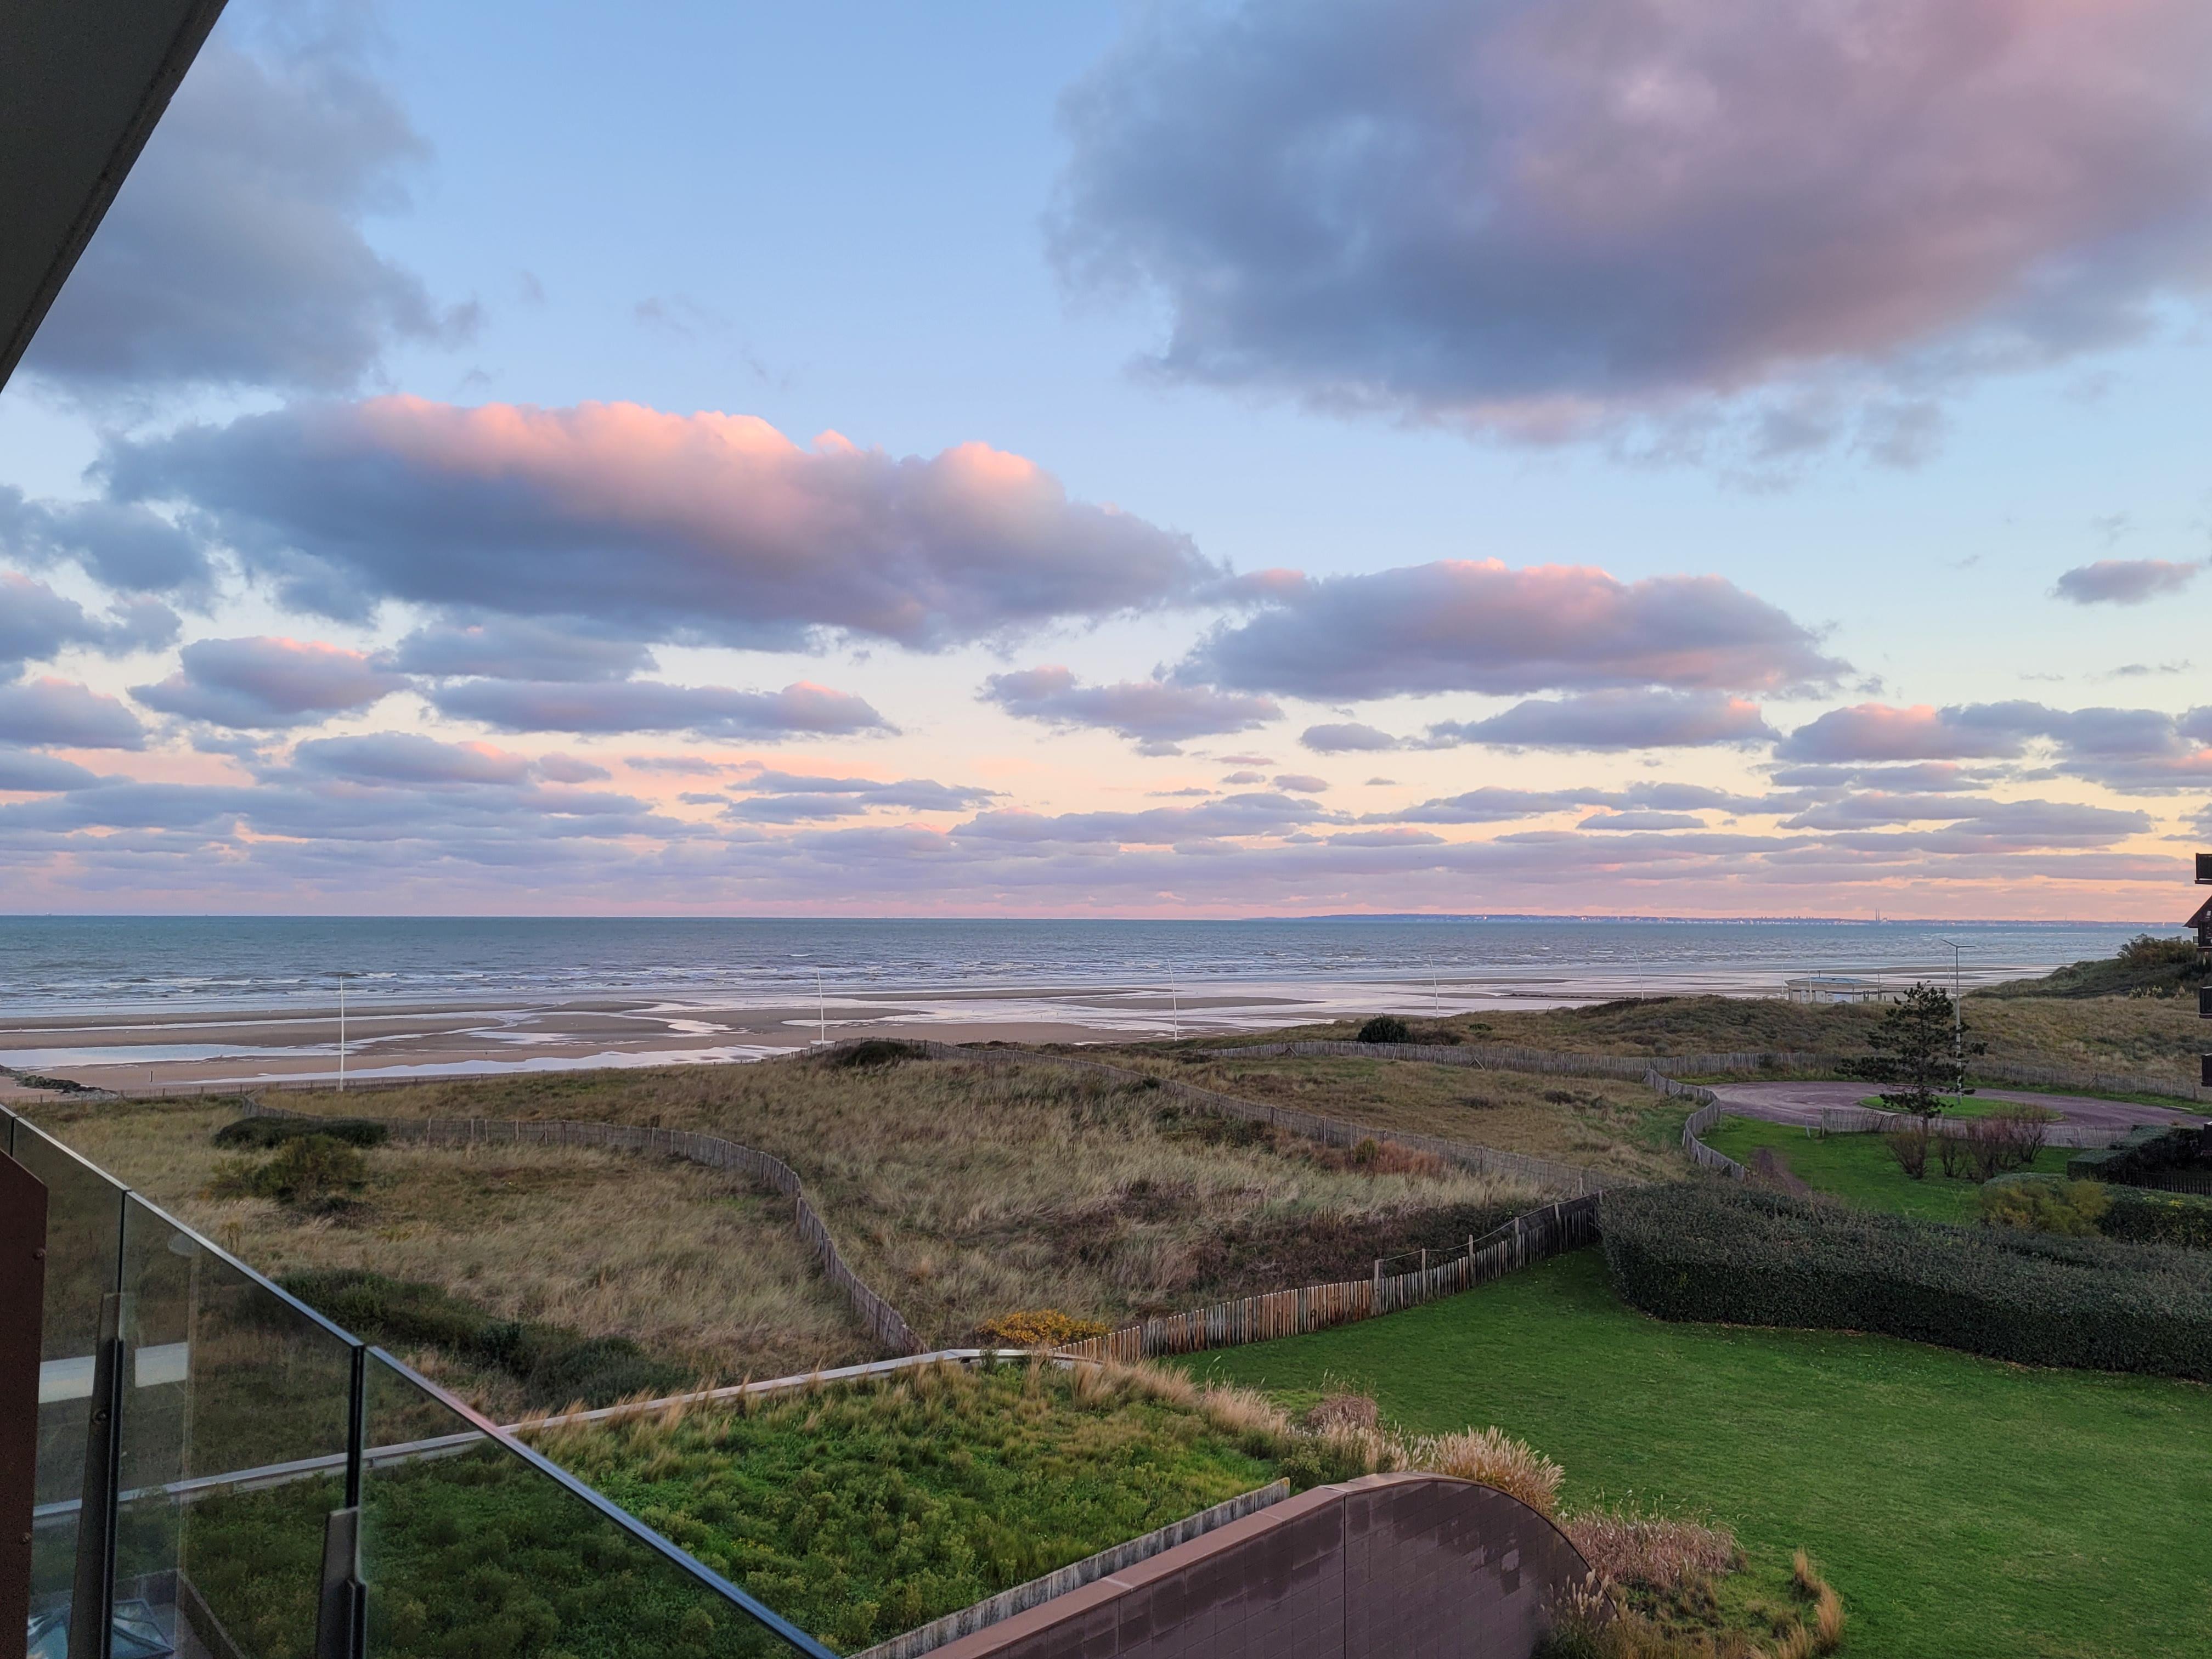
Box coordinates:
[1782,975,1900,1005]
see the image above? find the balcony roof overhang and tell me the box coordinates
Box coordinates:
[0,0,229,391]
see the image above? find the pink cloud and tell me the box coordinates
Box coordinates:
[103,399,1221,648]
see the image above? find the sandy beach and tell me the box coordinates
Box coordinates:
[0,950,2059,1096]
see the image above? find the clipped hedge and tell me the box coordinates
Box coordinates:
[215,1114,388,1149]
[2066,1124,2205,1185]
[281,1267,692,1409]
[1987,1172,2212,1251]
[1602,1181,2212,1382]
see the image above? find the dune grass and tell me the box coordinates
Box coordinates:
[1177,1250,2212,1659]
[1091,1048,1689,1181]
[29,1098,873,1414]
[257,1052,1544,1343]
[1703,1116,2073,1223]
[1232,991,2205,1088]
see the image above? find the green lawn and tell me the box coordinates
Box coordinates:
[1177,1251,2212,1659]
[1703,1116,2072,1222]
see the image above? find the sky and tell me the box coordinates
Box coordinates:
[4,0,2211,919]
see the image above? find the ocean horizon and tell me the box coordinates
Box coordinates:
[0,913,2164,1017]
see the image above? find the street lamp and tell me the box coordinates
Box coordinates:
[335,970,356,1093]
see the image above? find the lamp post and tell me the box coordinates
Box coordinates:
[335,970,354,1093]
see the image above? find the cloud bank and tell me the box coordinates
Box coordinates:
[99,399,1222,648]
[1054,0,2212,447]
[1186,561,1844,699]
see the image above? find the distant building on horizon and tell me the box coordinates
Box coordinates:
[1783,975,1901,1005]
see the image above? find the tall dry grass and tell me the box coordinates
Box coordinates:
[266,1054,1543,1342]
[1097,1048,1683,1178]
[31,1099,876,1412]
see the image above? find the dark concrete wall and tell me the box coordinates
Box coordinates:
[928,1474,1590,1659]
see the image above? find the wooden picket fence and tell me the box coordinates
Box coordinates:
[1057,1195,1602,1363]
[242,1104,924,1356]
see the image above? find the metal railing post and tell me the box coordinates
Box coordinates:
[0,1151,46,1659]
[69,1291,129,1659]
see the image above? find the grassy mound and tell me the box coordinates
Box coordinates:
[1981,934,2204,1000]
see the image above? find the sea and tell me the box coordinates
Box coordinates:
[0,914,2166,1015]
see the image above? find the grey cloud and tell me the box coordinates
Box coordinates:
[133,636,408,730]
[1301,723,1401,754]
[430,679,890,740]
[390,618,656,682]
[1367,787,1582,825]
[1777,702,2048,762]
[20,22,472,396]
[0,750,103,792]
[1778,699,2212,792]
[1053,0,2212,446]
[723,769,1000,821]
[981,667,1278,746]
[1186,563,1844,700]
[1221,770,1266,785]
[1373,780,1784,826]
[953,791,1335,847]
[97,400,1223,648]
[1765,761,1997,793]
[0,680,148,749]
[0,573,179,673]
[1,491,212,595]
[1783,795,2147,843]
[1426,690,1776,752]
[1273,774,1328,794]
[1578,811,1708,831]
[536,753,611,783]
[287,733,537,787]
[2052,559,2203,606]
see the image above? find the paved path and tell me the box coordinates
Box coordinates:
[1706,1079,2202,1138]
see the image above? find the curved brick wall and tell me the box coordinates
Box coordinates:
[926,1472,1592,1659]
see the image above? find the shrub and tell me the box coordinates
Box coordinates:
[2102,1185,2212,1251]
[1935,1127,1969,1180]
[281,1267,693,1408]
[1357,1015,1413,1045]
[2068,1124,2207,1185]
[826,1039,926,1069]
[1961,1107,2053,1180]
[1884,1121,1930,1180]
[1602,1181,2212,1382]
[207,1135,369,1207]
[1978,1175,2109,1238]
[1985,1174,2212,1251]
[213,1114,388,1149]
[973,1308,1111,1348]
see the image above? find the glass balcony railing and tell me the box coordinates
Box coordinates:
[2,1103,832,1659]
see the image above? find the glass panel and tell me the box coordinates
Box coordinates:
[115,1197,359,1659]
[360,1355,813,1658]
[14,1119,125,1655]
